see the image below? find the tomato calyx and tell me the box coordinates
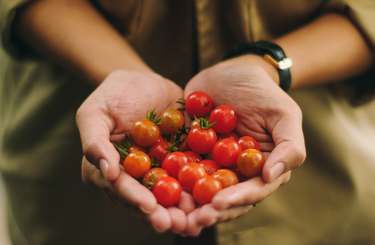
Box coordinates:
[169,125,189,148]
[176,98,186,111]
[194,115,218,130]
[146,108,163,125]
[114,134,133,159]
[164,137,185,153]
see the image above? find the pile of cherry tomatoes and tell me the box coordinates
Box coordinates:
[114,91,265,207]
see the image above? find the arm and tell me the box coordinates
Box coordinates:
[14,0,188,233]
[14,0,151,85]
[233,13,375,89]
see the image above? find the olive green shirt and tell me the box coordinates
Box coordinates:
[1,1,375,245]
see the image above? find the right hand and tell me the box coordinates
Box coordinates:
[76,70,193,233]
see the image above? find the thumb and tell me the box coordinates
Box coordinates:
[76,106,120,181]
[262,112,306,183]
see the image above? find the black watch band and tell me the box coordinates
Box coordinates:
[223,40,293,92]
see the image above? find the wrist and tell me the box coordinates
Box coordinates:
[223,54,280,85]
[223,41,292,92]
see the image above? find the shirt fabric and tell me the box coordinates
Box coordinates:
[1,0,375,244]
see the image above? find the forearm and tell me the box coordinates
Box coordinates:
[274,13,375,90]
[13,0,151,85]
[230,13,375,90]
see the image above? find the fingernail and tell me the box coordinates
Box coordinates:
[269,162,285,183]
[99,159,108,179]
[140,206,152,214]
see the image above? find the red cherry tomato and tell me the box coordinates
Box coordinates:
[123,151,151,178]
[161,152,189,179]
[208,105,237,134]
[237,149,265,178]
[178,162,207,193]
[193,175,222,205]
[212,169,239,188]
[142,167,169,190]
[217,131,239,141]
[184,151,203,163]
[148,140,171,166]
[198,159,220,175]
[187,126,217,154]
[158,108,185,135]
[185,91,213,119]
[131,119,160,147]
[152,176,182,207]
[212,138,242,167]
[237,136,260,151]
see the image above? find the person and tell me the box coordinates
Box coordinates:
[1,0,375,244]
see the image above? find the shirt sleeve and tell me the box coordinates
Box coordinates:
[0,0,38,59]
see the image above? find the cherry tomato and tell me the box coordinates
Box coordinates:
[217,132,239,141]
[198,159,220,175]
[152,176,182,207]
[148,140,171,167]
[237,149,265,178]
[237,136,260,151]
[185,91,213,119]
[226,164,248,182]
[142,167,169,190]
[128,144,147,153]
[187,126,217,154]
[193,175,222,205]
[184,151,203,163]
[212,138,242,167]
[161,151,189,179]
[208,105,237,134]
[212,169,239,188]
[158,108,185,135]
[123,151,151,178]
[189,119,199,130]
[178,162,206,193]
[131,119,160,147]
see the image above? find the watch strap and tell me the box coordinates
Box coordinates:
[224,41,292,92]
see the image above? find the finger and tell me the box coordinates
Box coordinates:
[147,204,172,233]
[211,172,291,210]
[196,203,254,227]
[81,156,108,189]
[185,209,203,237]
[177,191,196,214]
[168,206,187,233]
[263,106,306,183]
[112,170,157,213]
[76,104,120,181]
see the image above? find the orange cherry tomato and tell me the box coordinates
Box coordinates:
[212,169,239,188]
[178,162,206,193]
[131,119,160,147]
[123,151,151,178]
[158,109,185,135]
[236,149,265,178]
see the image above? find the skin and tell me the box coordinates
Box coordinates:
[14,0,375,237]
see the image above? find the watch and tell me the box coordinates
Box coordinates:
[223,40,293,92]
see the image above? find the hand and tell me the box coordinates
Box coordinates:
[183,57,306,234]
[76,70,189,232]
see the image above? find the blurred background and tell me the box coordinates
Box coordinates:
[0,46,11,245]
[0,174,10,245]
